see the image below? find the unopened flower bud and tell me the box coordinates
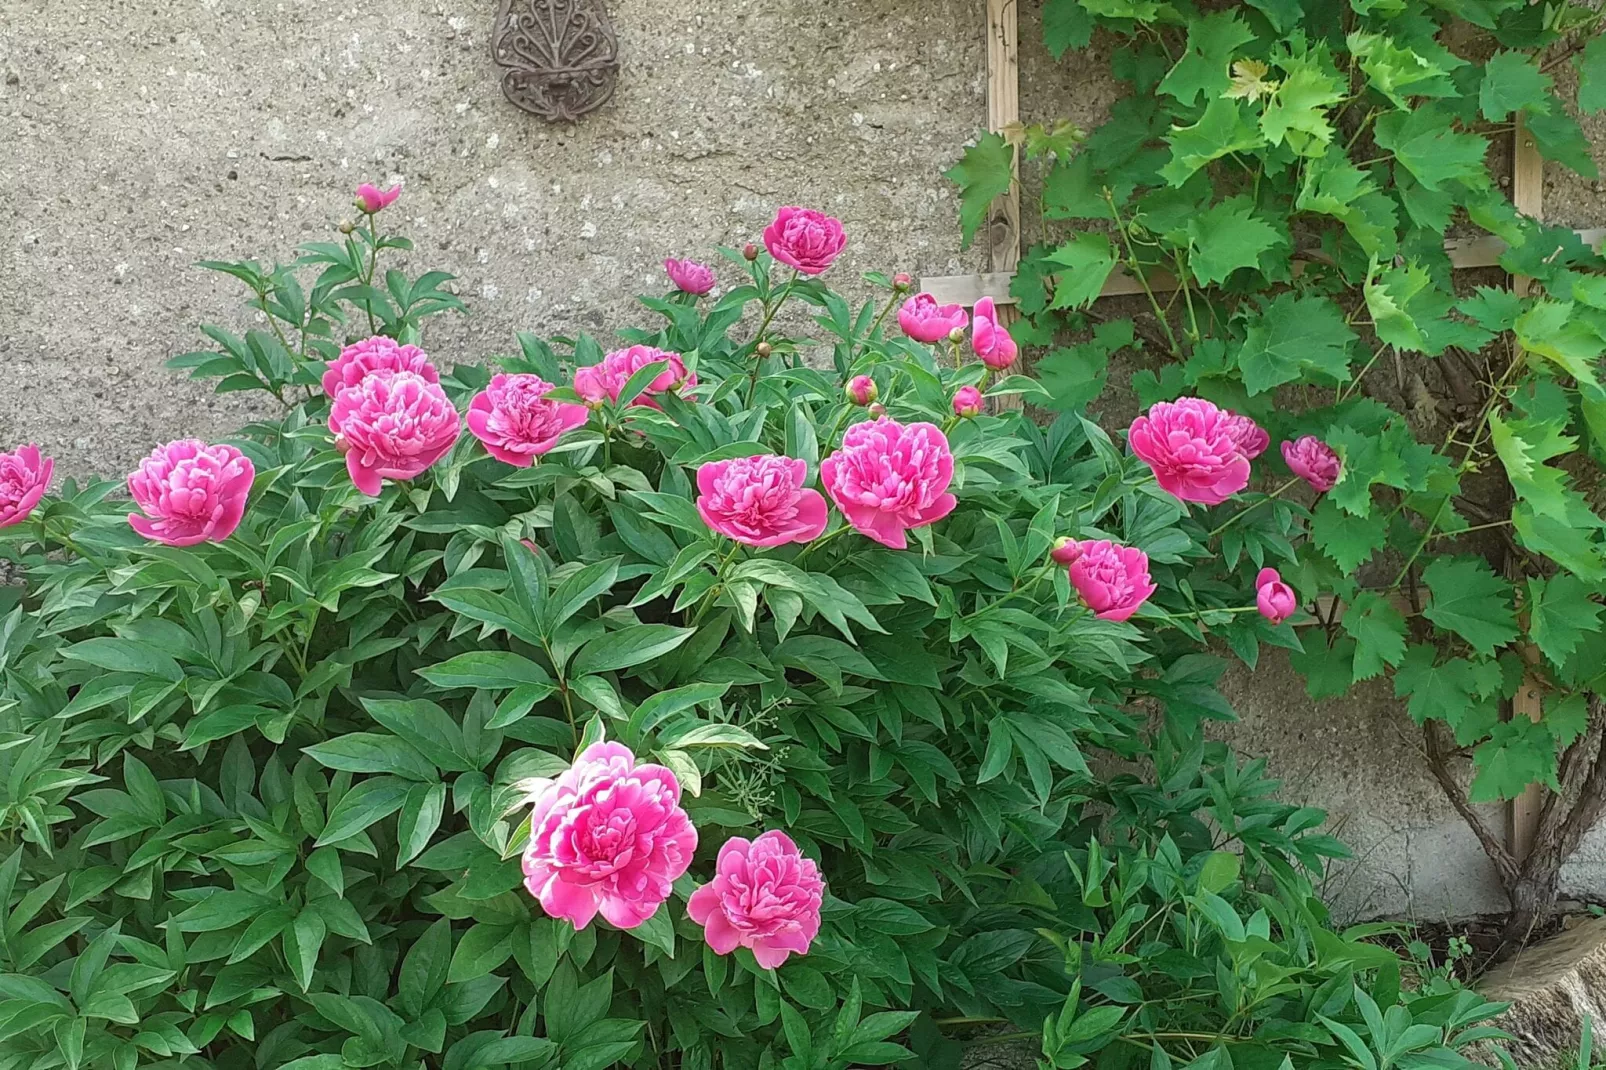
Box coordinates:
[1050,536,1081,565]
[948,326,966,344]
[743,242,760,261]
[337,219,357,234]
[868,402,886,417]
[756,341,772,359]
[892,272,913,292]
[952,385,984,419]
[846,375,877,406]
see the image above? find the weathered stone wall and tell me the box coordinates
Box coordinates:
[6,0,1606,922]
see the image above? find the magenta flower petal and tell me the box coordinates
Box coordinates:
[0,445,53,529]
[898,293,968,344]
[971,297,1018,370]
[665,257,716,296]
[1128,397,1255,506]
[695,454,829,547]
[687,830,824,967]
[467,373,589,467]
[763,206,846,276]
[126,440,255,546]
[1281,435,1341,493]
[821,417,955,549]
[322,336,439,398]
[329,371,460,496]
[573,345,695,410]
[1064,539,1155,622]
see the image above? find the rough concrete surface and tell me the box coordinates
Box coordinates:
[0,0,988,478]
[5,0,1606,925]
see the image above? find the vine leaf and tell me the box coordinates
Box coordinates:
[1514,300,1604,391]
[1043,0,1094,59]
[1527,574,1604,669]
[1490,411,1577,521]
[1470,717,1559,803]
[1260,49,1345,153]
[1525,103,1600,179]
[1045,234,1119,310]
[1349,32,1462,108]
[1288,634,1357,700]
[1578,34,1606,112]
[1393,645,1500,743]
[1186,197,1282,285]
[1310,498,1386,573]
[1158,11,1256,106]
[1342,592,1407,681]
[945,133,1015,249]
[1372,107,1488,190]
[1421,557,1519,656]
[1160,98,1267,187]
[1235,293,1354,394]
[1478,51,1552,121]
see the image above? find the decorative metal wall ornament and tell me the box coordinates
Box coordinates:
[491,0,620,122]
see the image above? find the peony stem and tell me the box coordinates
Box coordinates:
[1206,478,1300,539]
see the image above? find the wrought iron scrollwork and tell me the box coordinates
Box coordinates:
[491,0,620,122]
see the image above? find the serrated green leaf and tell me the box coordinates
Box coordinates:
[1046,233,1120,310]
[1342,593,1407,681]
[1187,197,1282,285]
[945,132,1015,249]
[1421,558,1520,655]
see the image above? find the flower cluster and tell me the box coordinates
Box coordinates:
[1128,398,1340,508]
[522,741,824,967]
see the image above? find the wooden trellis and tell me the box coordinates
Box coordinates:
[940,0,1604,864]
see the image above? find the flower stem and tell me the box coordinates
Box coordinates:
[362,214,382,335]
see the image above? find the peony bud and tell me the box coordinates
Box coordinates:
[756,342,772,359]
[948,326,966,344]
[868,402,886,417]
[337,219,357,235]
[892,272,913,292]
[743,242,760,261]
[952,385,984,419]
[846,375,877,406]
[1050,536,1080,565]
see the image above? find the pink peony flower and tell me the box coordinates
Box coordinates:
[664,257,715,296]
[1049,535,1078,565]
[846,375,877,406]
[1222,412,1269,459]
[696,455,829,548]
[821,417,957,550]
[329,371,460,496]
[687,830,824,969]
[971,297,1019,370]
[126,440,254,547]
[1255,567,1297,625]
[321,336,440,398]
[573,345,696,411]
[1282,436,1341,493]
[952,385,984,419]
[0,445,53,530]
[1058,538,1156,622]
[1127,398,1254,506]
[897,292,969,344]
[467,374,590,467]
[762,206,846,276]
[355,182,401,214]
[522,741,697,930]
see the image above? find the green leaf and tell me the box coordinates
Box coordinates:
[1526,104,1600,179]
[1261,48,1346,154]
[945,132,1015,248]
[1043,0,1094,58]
[1528,573,1603,668]
[1186,197,1282,286]
[285,909,327,992]
[1342,592,1407,681]
[1045,233,1119,310]
[1421,558,1520,656]
[1479,51,1552,120]
[61,638,182,682]
[315,776,411,846]
[570,624,695,677]
[168,890,277,932]
[1197,851,1241,895]
[1349,33,1461,108]
[1372,107,1488,191]
[1235,293,1354,394]
[1515,300,1603,391]
[396,781,448,867]
[1490,410,1578,521]
[302,733,439,782]
[1470,716,1559,802]
[1160,98,1267,186]
[417,651,554,692]
[1158,11,1255,106]
[1311,499,1386,573]
[448,922,515,983]
[1578,34,1606,112]
[1394,646,1494,739]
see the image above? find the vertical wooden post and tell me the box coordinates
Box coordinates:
[1509,110,1546,862]
[985,0,1023,410]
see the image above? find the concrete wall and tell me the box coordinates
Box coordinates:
[6,0,1606,923]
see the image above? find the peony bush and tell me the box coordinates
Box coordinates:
[0,186,1494,1070]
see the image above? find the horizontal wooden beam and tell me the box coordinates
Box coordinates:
[921,227,1606,307]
